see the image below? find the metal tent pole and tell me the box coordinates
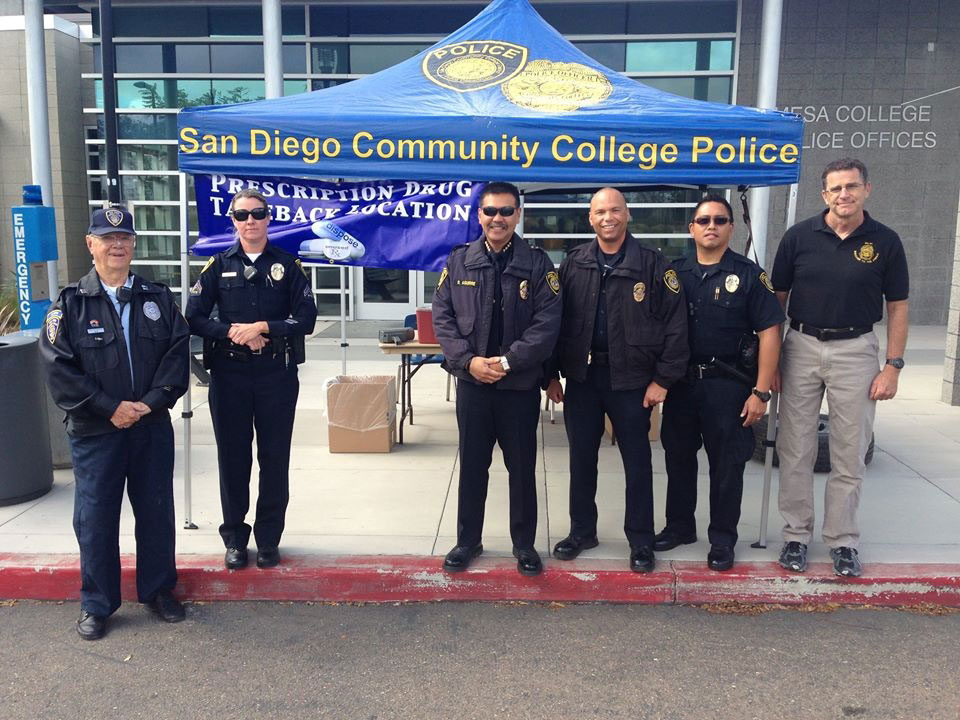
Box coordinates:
[340,267,348,374]
[179,171,197,529]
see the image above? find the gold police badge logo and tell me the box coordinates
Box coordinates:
[546,270,560,295]
[759,271,774,293]
[725,274,740,293]
[854,242,878,263]
[664,269,681,294]
[502,60,612,113]
[438,266,449,289]
[519,279,529,300]
[633,282,646,303]
[45,308,63,344]
[270,262,285,281]
[423,41,528,92]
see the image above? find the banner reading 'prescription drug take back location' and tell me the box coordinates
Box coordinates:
[192,174,485,273]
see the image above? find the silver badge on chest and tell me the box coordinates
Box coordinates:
[143,300,161,321]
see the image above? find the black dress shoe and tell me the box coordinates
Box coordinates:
[257,547,280,568]
[707,544,735,572]
[513,547,543,577]
[552,534,599,561]
[224,547,248,569]
[653,529,698,552]
[442,544,483,573]
[629,546,655,573]
[147,589,186,623]
[76,611,106,641]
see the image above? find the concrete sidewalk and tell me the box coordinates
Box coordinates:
[1,325,958,605]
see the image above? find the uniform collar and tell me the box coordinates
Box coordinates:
[78,267,158,296]
[676,247,740,277]
[464,233,532,273]
[574,233,644,269]
[813,209,878,241]
[225,240,275,260]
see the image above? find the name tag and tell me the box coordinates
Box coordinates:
[87,327,105,334]
[457,279,477,286]
[222,271,238,278]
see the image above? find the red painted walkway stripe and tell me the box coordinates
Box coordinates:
[1,554,957,606]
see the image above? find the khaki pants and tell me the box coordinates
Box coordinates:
[777,328,880,548]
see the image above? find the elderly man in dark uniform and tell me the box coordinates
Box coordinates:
[656,195,784,571]
[433,181,562,576]
[772,158,909,577]
[39,206,190,640]
[186,189,317,571]
[547,187,688,572]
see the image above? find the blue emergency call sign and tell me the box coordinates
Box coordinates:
[11,185,58,330]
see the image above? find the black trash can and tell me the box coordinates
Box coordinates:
[0,334,54,505]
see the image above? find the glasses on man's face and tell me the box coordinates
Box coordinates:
[481,206,517,217]
[692,216,731,226]
[825,182,864,196]
[231,207,269,221]
[98,235,135,246]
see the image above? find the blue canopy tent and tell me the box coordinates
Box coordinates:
[174,0,802,539]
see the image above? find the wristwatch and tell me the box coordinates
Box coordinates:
[752,388,772,402]
[885,357,905,370]
[500,355,511,372]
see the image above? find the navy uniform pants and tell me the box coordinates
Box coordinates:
[660,377,754,548]
[209,354,299,550]
[563,365,654,549]
[69,421,177,617]
[455,380,541,550]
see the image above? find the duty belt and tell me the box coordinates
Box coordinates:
[588,351,609,366]
[214,338,290,361]
[790,320,872,341]
[687,362,728,381]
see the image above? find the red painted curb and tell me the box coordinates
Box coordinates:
[1,554,958,606]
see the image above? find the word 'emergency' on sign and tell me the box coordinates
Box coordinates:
[180,127,800,172]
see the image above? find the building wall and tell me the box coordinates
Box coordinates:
[738,0,960,324]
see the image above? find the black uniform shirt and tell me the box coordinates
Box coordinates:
[485,240,515,358]
[186,241,318,341]
[673,249,785,362]
[771,210,909,328]
[591,245,625,353]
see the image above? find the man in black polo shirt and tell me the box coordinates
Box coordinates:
[771,158,909,577]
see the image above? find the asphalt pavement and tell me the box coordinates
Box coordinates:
[1,600,958,720]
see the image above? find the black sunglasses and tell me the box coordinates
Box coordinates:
[481,206,517,217]
[231,207,269,221]
[693,215,731,226]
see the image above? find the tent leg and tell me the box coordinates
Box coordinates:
[751,391,779,549]
[178,171,197,530]
[340,266,348,375]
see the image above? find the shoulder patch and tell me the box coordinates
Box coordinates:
[199,256,215,274]
[759,271,774,293]
[45,308,63,344]
[546,270,560,295]
[437,266,449,289]
[295,258,308,278]
[664,268,681,294]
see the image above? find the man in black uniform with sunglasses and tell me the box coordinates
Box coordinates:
[433,181,562,576]
[186,189,317,571]
[547,187,688,573]
[656,195,783,572]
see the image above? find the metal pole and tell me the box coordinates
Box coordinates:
[23,0,59,299]
[99,0,121,204]
[178,172,197,529]
[339,266,348,374]
[747,0,784,266]
[262,0,283,99]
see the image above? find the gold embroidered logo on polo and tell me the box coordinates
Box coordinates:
[725,274,740,293]
[423,41,528,92]
[633,281,646,303]
[502,60,612,113]
[664,269,681,294]
[854,242,878,263]
[759,271,774,292]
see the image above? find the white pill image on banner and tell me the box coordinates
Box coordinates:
[311,220,366,258]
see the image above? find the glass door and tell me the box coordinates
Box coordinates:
[354,267,416,320]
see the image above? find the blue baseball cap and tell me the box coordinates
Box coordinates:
[88,207,136,236]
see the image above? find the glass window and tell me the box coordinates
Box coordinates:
[573,42,625,72]
[106,79,215,109]
[116,114,179,140]
[311,44,349,74]
[363,268,409,303]
[209,6,262,37]
[346,4,484,35]
[210,44,263,73]
[108,7,209,38]
[175,44,211,73]
[121,175,179,202]
[211,80,265,104]
[349,44,430,75]
[133,206,180,233]
[315,297,345,318]
[310,267,351,290]
[311,79,350,91]
[626,40,733,73]
[641,76,732,103]
[536,3,628,35]
[98,144,177,171]
[284,44,307,73]
[709,40,734,71]
[626,1,737,34]
[115,44,163,73]
[284,80,308,96]
[524,206,691,235]
[308,5,350,37]
[526,188,703,204]
[282,6,307,36]
[131,234,181,260]
[131,263,181,288]
[423,271,441,305]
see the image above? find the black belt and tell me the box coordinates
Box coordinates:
[687,363,727,381]
[789,320,872,342]
[214,338,289,361]
[588,351,609,366]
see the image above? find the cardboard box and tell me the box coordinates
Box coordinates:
[327,376,397,453]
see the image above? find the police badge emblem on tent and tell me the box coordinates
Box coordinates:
[423,40,528,92]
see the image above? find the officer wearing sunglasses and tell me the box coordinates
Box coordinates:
[186,188,317,571]
[656,195,784,572]
[432,181,562,577]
